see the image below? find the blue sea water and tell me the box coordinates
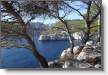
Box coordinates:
[0,39,70,68]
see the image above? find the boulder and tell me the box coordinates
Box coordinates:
[62,60,71,68]
[38,35,50,40]
[76,45,101,61]
[97,42,101,47]
[72,31,84,40]
[60,48,73,60]
[77,51,87,61]
[39,34,68,40]
[94,64,101,68]
[60,50,67,57]
[48,60,62,68]
[62,59,81,68]
[78,63,92,68]
[62,59,102,69]
[86,41,93,46]
[73,46,79,54]
[60,41,102,69]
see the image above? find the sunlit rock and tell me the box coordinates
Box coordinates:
[48,60,62,68]
[60,40,102,68]
[77,52,87,61]
[86,41,93,46]
[78,63,92,68]
[38,34,68,40]
[73,46,79,54]
[62,60,71,68]
[77,45,94,61]
[94,64,101,68]
[72,31,84,40]
[38,35,50,40]
[60,48,73,61]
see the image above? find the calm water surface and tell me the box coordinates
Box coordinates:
[1,38,70,68]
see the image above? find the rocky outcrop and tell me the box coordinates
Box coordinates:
[38,34,68,41]
[86,41,93,46]
[45,32,101,69]
[60,48,73,62]
[48,60,62,68]
[72,31,84,40]
[77,42,101,61]
[59,41,102,69]
[38,35,50,40]
[39,31,84,41]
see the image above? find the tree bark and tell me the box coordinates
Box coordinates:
[75,22,91,56]
[58,17,74,54]
[24,34,48,68]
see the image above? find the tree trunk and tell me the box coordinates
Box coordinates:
[24,34,49,68]
[2,1,48,68]
[58,18,74,54]
[75,22,91,56]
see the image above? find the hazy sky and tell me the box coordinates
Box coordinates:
[31,1,87,25]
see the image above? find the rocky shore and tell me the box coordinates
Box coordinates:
[38,34,68,41]
[38,31,84,41]
[48,41,102,69]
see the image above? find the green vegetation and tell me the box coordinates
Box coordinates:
[90,18,99,33]
[44,19,99,35]
[1,21,22,35]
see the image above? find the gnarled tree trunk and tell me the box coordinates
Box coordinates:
[1,1,48,68]
[58,17,74,54]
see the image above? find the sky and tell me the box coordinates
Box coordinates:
[31,1,87,25]
[1,1,87,25]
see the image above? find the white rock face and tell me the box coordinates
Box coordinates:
[48,60,58,66]
[38,35,49,40]
[73,46,79,54]
[60,41,101,69]
[60,50,67,57]
[62,59,93,68]
[62,60,71,68]
[88,52,101,59]
[77,52,87,61]
[94,64,101,68]
[97,42,101,47]
[77,46,92,61]
[78,63,92,68]
[61,46,80,59]
[60,48,73,60]
[77,44,101,61]
[86,41,93,46]
[39,34,68,40]
[72,31,84,40]
[67,48,72,52]
[62,60,79,68]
